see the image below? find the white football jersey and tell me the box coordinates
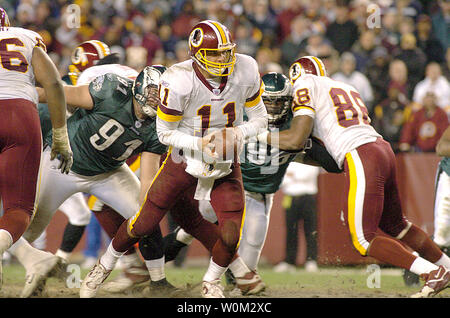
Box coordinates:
[292,75,381,168]
[77,63,138,85]
[158,53,263,137]
[0,27,46,104]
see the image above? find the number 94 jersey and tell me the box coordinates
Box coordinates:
[0,27,46,104]
[292,75,381,169]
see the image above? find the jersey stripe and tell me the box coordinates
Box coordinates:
[245,80,264,107]
[346,150,369,255]
[292,104,315,112]
[157,104,183,122]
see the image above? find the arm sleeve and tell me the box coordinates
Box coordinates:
[156,117,201,151]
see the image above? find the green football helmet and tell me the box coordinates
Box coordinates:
[132,65,166,117]
[261,72,293,127]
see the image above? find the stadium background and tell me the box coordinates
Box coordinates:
[1,0,448,266]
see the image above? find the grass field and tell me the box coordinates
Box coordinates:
[1,261,449,299]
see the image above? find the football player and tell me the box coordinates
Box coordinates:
[80,20,268,298]
[0,7,72,289]
[161,72,341,296]
[434,127,450,256]
[259,56,450,298]
[51,40,160,294]
[7,65,176,297]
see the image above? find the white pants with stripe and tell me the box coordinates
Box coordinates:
[434,169,450,247]
[23,148,141,243]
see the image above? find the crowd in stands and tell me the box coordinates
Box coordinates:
[2,0,449,153]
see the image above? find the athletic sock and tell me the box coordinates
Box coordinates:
[203,258,227,282]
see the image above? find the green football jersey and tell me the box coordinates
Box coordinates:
[440,157,450,175]
[45,73,167,176]
[240,114,297,194]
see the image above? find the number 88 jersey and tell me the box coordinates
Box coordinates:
[0,27,46,104]
[292,74,381,169]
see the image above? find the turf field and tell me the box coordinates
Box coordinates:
[1,261,449,299]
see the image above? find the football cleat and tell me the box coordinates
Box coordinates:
[146,278,180,297]
[411,265,450,298]
[102,263,150,293]
[201,279,225,298]
[80,260,112,298]
[235,270,266,295]
[21,255,68,298]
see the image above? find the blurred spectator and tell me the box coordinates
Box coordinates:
[123,14,164,66]
[399,91,449,152]
[431,0,449,51]
[275,0,304,44]
[387,59,413,101]
[325,4,359,54]
[413,62,450,114]
[317,43,340,76]
[332,52,374,112]
[365,47,391,106]
[171,0,201,39]
[158,23,178,59]
[390,0,422,22]
[443,48,450,80]
[379,10,400,54]
[372,85,412,153]
[416,14,445,64]
[234,21,259,57]
[302,33,328,58]
[274,162,320,273]
[280,15,311,68]
[247,0,278,42]
[255,46,280,74]
[351,29,377,73]
[393,33,427,90]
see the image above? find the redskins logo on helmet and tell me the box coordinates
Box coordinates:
[189,20,236,77]
[69,40,110,84]
[0,8,10,28]
[289,56,327,84]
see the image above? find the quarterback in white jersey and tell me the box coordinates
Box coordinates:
[261,56,450,298]
[92,20,268,298]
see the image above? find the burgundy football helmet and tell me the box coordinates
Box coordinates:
[188,20,236,77]
[289,56,327,84]
[69,40,110,84]
[0,8,10,28]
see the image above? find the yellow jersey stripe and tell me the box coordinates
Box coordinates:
[128,155,141,172]
[292,105,315,112]
[345,152,367,255]
[157,107,182,122]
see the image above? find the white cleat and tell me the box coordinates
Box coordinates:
[201,280,225,298]
[80,260,111,298]
[21,255,67,298]
[102,264,150,293]
[235,270,266,295]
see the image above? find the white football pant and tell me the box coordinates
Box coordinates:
[434,169,450,247]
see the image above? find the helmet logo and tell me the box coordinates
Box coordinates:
[289,62,302,83]
[189,27,204,48]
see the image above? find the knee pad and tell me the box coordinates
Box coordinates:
[220,219,240,250]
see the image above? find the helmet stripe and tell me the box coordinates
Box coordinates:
[207,20,227,46]
[89,40,109,58]
[311,56,325,76]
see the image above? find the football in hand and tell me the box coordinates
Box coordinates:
[211,127,238,161]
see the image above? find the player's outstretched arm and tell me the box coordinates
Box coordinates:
[32,46,73,174]
[436,126,450,157]
[37,84,93,110]
[261,115,314,151]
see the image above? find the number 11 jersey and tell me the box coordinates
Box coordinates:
[291,74,381,169]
